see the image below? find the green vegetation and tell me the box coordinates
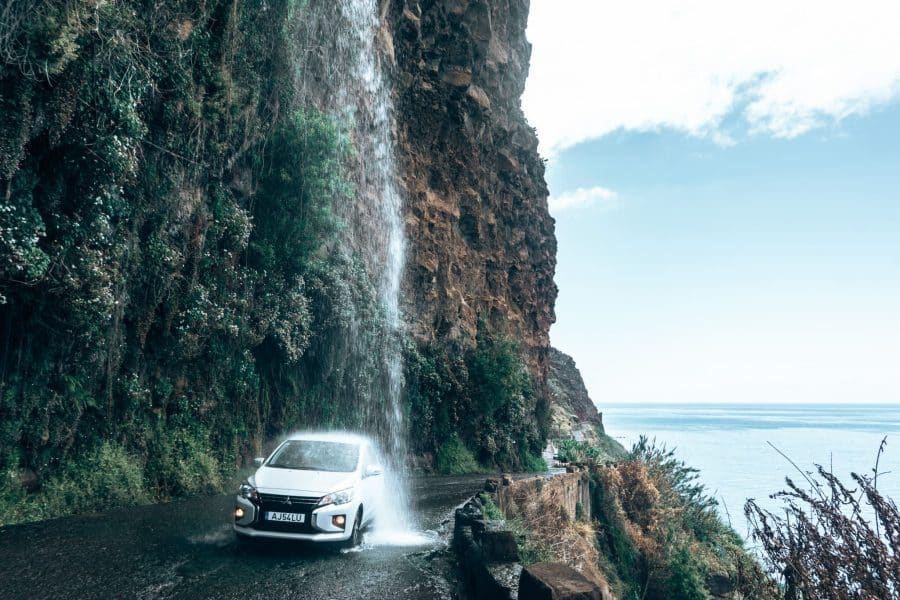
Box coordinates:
[481,437,775,598]
[1,441,147,524]
[478,492,504,520]
[435,435,484,475]
[405,329,548,474]
[557,434,626,464]
[0,0,395,525]
[478,491,553,565]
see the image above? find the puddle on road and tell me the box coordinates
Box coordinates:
[343,529,442,553]
[184,523,442,554]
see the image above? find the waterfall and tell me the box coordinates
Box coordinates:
[293,1,414,538]
[339,0,410,537]
[341,0,406,450]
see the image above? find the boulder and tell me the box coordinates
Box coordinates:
[518,563,607,600]
[441,66,473,87]
[467,85,491,110]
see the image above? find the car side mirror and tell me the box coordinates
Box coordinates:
[253,457,265,468]
[364,464,383,478]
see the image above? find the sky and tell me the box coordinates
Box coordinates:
[523,0,900,404]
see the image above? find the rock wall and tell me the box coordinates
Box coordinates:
[388,0,557,386]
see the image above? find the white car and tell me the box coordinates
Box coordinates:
[233,432,384,546]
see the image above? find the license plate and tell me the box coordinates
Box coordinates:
[265,511,305,523]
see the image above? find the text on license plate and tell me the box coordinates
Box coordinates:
[265,511,305,523]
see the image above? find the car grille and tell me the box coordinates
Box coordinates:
[257,493,320,509]
[253,493,321,533]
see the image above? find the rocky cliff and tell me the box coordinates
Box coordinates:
[547,347,605,442]
[388,0,557,386]
[0,0,560,523]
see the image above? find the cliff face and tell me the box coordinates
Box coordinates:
[546,347,605,442]
[388,0,557,385]
[0,0,558,522]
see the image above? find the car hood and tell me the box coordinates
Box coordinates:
[251,467,357,496]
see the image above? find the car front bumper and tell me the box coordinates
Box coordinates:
[233,495,357,542]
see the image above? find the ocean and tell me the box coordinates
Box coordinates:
[601,403,900,541]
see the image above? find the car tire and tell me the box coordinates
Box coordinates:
[342,507,363,549]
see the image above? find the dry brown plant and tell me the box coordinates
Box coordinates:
[594,451,779,599]
[502,477,607,587]
[746,440,900,599]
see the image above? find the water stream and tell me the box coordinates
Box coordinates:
[293,1,414,541]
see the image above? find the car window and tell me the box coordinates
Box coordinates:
[359,445,369,466]
[267,440,360,472]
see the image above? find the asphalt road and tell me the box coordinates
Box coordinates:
[0,475,489,600]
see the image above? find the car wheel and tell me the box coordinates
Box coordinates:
[343,507,363,549]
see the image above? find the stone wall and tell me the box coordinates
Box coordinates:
[454,495,521,599]
[496,470,593,522]
[453,473,614,599]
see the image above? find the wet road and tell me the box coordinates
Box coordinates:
[0,475,489,599]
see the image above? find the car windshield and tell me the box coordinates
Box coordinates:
[267,440,360,472]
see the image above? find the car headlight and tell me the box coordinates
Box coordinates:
[239,482,258,501]
[318,487,354,506]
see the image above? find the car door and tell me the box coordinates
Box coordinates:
[359,444,382,522]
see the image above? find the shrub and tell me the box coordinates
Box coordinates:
[664,537,710,600]
[144,423,224,499]
[590,439,778,600]
[496,478,604,580]
[466,331,544,470]
[43,442,148,513]
[434,435,483,475]
[479,492,505,520]
[0,442,148,525]
[558,438,604,464]
[557,434,627,466]
[404,331,547,473]
[520,451,548,473]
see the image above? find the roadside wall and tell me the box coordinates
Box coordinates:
[452,471,612,599]
[496,470,592,521]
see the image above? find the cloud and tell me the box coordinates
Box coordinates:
[523,0,900,155]
[548,186,619,213]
